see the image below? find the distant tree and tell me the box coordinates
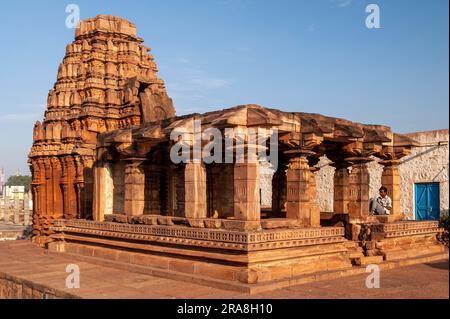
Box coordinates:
[6,175,32,192]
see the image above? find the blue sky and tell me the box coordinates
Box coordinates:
[0,0,448,177]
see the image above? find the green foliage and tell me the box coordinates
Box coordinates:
[5,175,32,192]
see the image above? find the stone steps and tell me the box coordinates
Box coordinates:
[354,255,384,266]
[343,240,366,264]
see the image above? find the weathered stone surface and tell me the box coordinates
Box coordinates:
[157,216,174,226]
[140,215,159,225]
[204,219,222,229]
[260,218,300,229]
[187,218,205,228]
[222,220,261,231]
[106,214,127,223]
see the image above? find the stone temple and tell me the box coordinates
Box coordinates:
[28,15,447,293]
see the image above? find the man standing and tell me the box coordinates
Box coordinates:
[369,186,393,215]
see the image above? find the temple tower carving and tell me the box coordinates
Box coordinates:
[29,15,175,244]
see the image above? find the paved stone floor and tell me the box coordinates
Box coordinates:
[0,241,448,299]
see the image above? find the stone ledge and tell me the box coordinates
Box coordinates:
[260,218,301,229]
[222,220,261,231]
[51,219,345,247]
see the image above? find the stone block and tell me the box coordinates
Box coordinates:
[291,261,319,276]
[383,250,408,261]
[187,218,205,228]
[157,216,174,226]
[222,220,261,231]
[113,214,128,223]
[172,217,189,226]
[140,215,158,225]
[93,247,117,260]
[104,214,115,222]
[130,253,169,269]
[359,256,384,265]
[128,216,142,224]
[169,259,195,274]
[194,263,238,281]
[204,219,222,229]
[260,218,300,229]
[47,241,65,253]
[237,269,259,284]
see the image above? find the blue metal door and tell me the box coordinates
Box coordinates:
[415,183,440,220]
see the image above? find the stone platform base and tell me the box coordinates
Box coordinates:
[46,219,448,293]
[49,219,354,293]
[366,221,447,260]
[47,245,448,294]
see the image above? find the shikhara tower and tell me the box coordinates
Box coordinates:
[29,15,175,244]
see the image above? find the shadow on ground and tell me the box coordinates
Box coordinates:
[425,260,449,270]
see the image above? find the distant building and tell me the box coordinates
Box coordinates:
[4,186,26,200]
[0,168,5,197]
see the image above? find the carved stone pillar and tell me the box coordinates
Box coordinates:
[308,167,321,227]
[93,162,104,221]
[36,159,46,217]
[60,182,68,218]
[32,184,40,218]
[271,161,287,218]
[74,183,83,218]
[233,154,260,222]
[285,152,315,226]
[93,161,114,221]
[51,157,63,219]
[124,158,146,217]
[347,159,371,223]
[380,160,401,216]
[82,156,95,219]
[30,160,44,221]
[332,162,351,214]
[66,157,78,219]
[184,161,207,219]
[148,165,163,215]
[60,157,69,219]
[43,157,54,218]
